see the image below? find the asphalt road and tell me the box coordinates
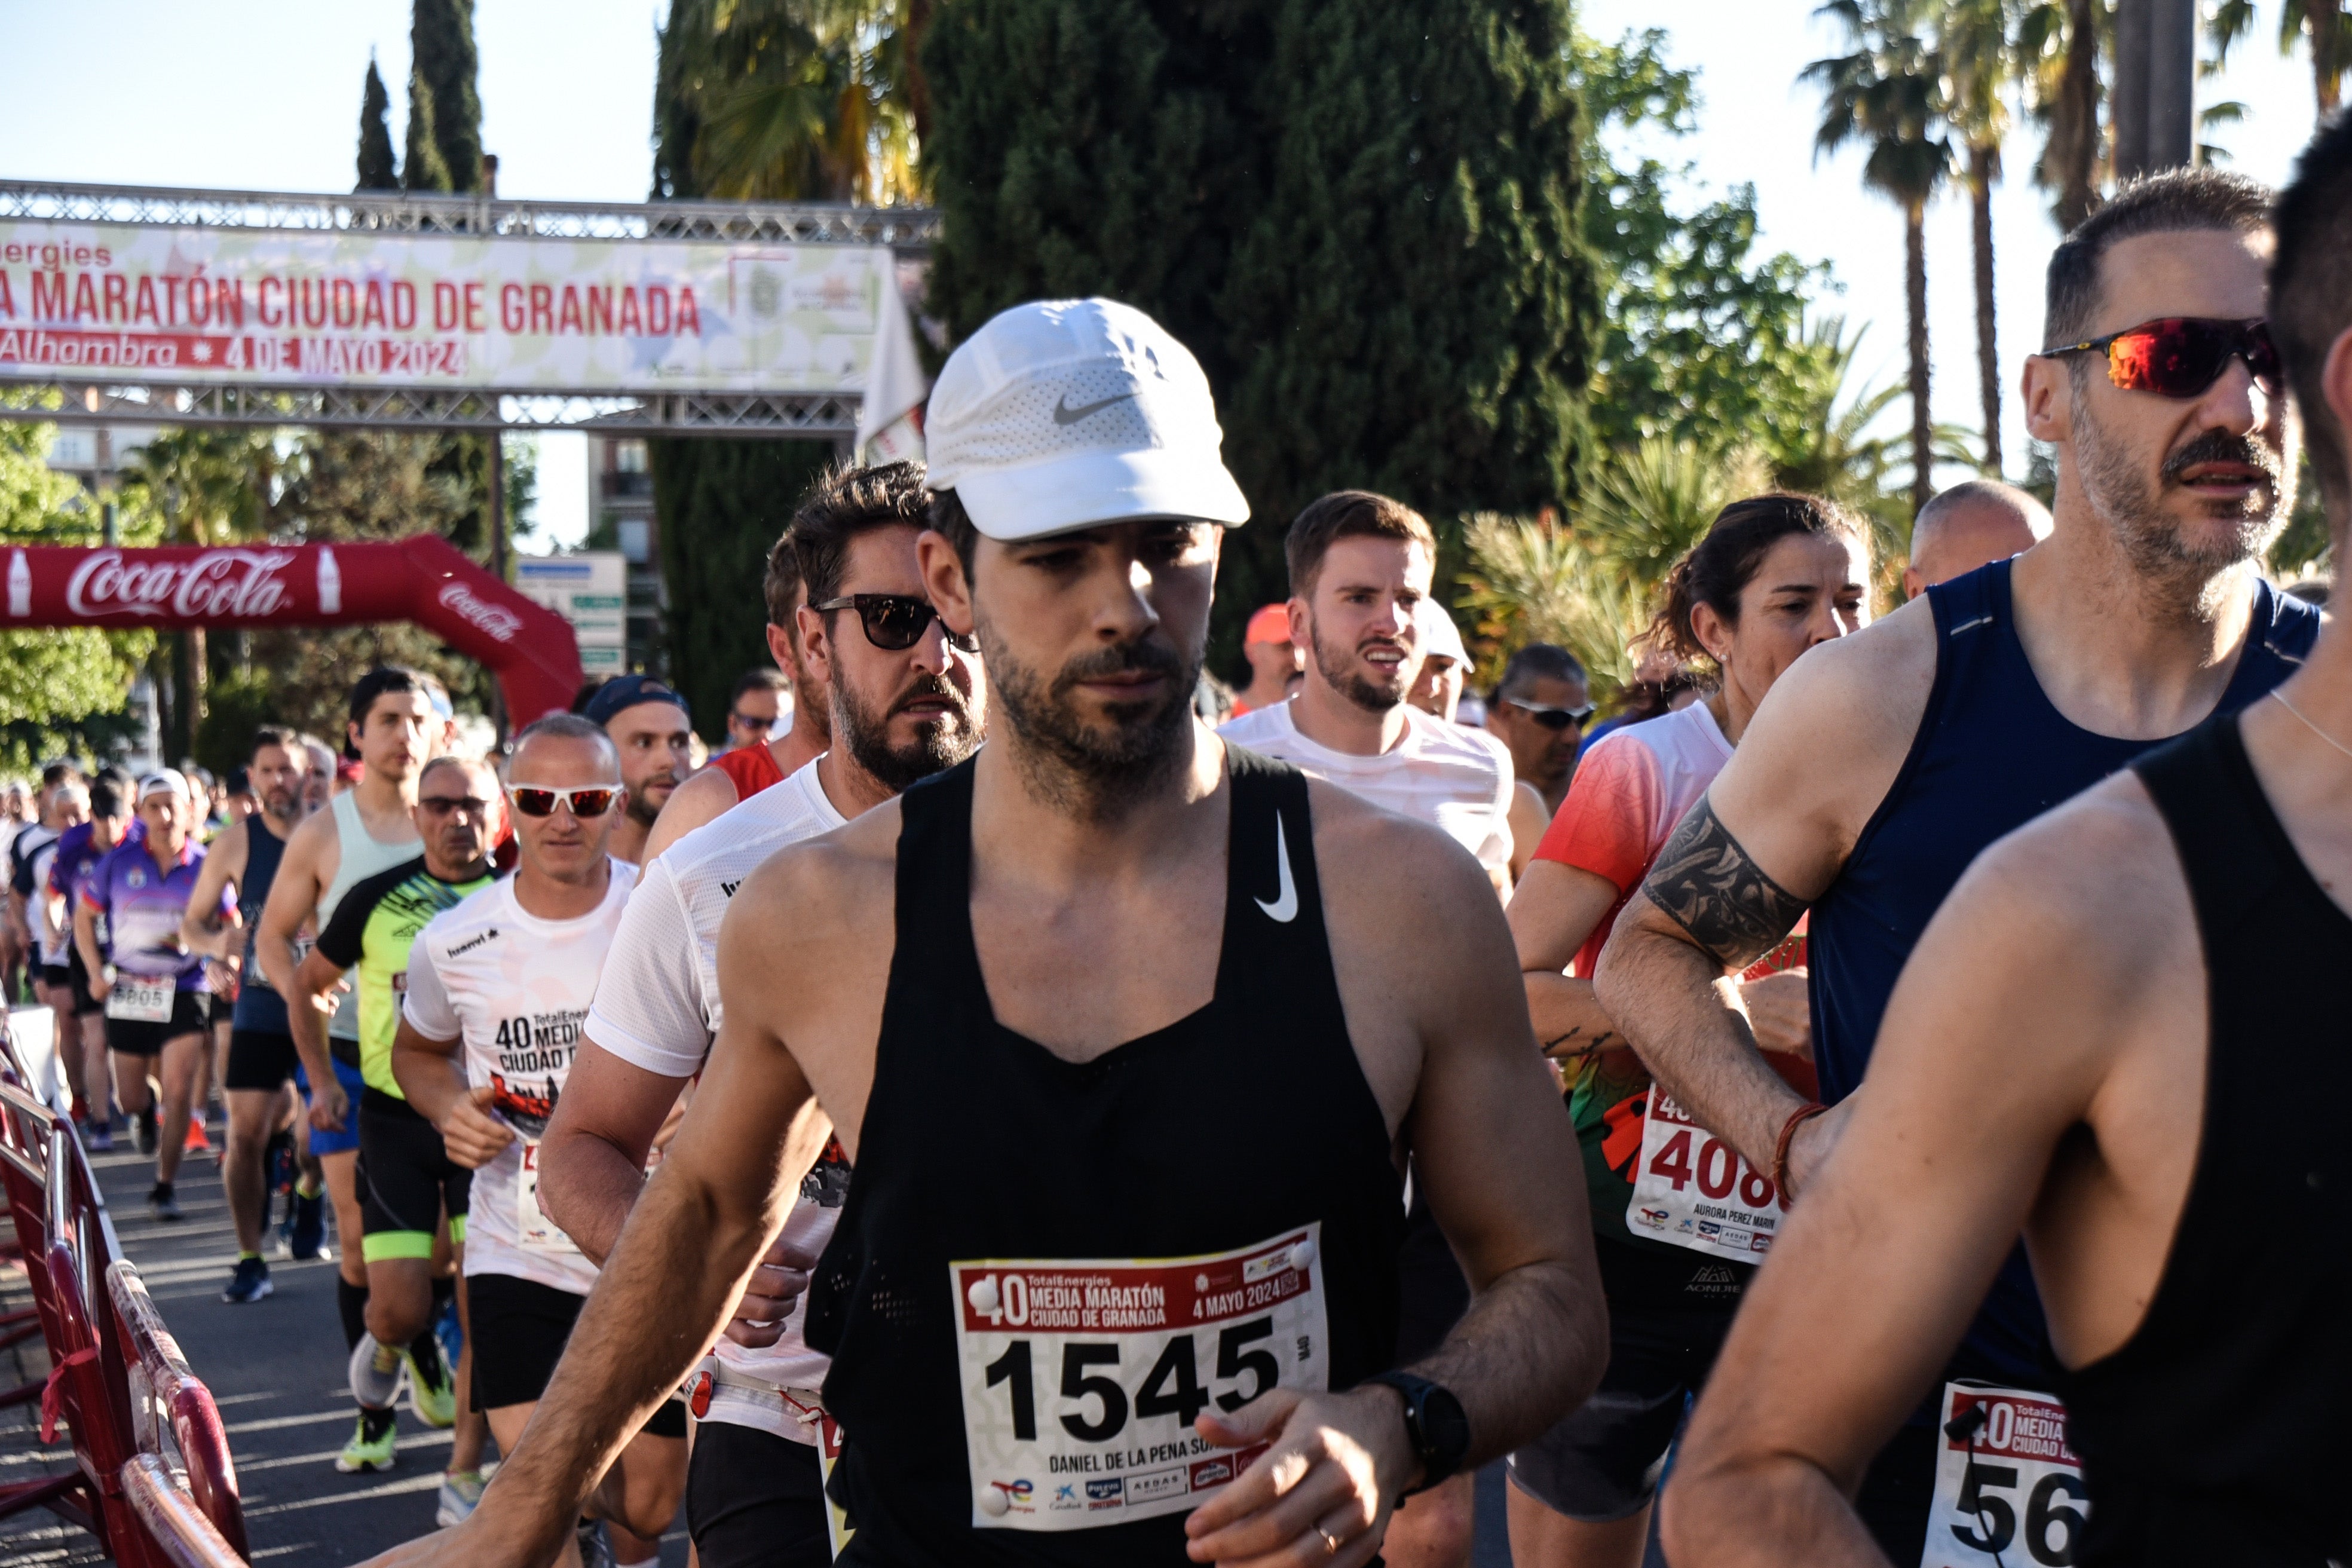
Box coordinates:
[0,1126,1534,1568]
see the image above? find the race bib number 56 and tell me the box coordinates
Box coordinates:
[1923,1381,2087,1568]
[952,1225,1327,1530]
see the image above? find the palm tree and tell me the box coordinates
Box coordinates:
[654,0,926,204]
[1459,440,1774,690]
[1940,0,2016,476]
[2018,0,2103,231]
[2207,0,2350,121]
[1806,0,1956,517]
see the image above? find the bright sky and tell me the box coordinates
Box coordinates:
[2,0,2335,528]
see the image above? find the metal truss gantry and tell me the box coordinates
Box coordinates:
[1,180,933,434]
[0,179,941,250]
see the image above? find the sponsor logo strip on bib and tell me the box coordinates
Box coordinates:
[951,1224,1328,1530]
[1922,1380,2086,1568]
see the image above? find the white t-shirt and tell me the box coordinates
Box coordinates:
[402,860,639,1298]
[1218,699,1517,872]
[584,758,850,1443]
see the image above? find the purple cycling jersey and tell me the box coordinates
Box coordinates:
[79,838,231,992]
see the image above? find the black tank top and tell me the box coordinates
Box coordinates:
[2060,713,2352,1567]
[232,814,292,1034]
[805,749,1404,1566]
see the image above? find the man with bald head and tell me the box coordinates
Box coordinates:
[1903,480,2054,598]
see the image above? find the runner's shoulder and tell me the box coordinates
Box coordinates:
[729,796,902,929]
[1301,775,1497,911]
[1710,595,1939,832]
[643,763,742,863]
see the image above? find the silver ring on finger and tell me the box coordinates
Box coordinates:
[1316,1524,1343,1557]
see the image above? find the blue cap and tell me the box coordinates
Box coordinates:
[580,675,690,728]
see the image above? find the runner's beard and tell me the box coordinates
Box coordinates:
[981,621,1199,819]
[2076,401,2290,586]
[834,663,981,793]
[1309,620,1408,715]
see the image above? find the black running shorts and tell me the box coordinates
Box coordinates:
[686,1420,828,1568]
[62,950,102,1017]
[1507,1297,1737,1521]
[464,1270,687,1437]
[355,1089,470,1264]
[104,990,210,1056]
[224,1028,301,1092]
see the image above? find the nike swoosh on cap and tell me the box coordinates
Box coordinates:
[1052,391,1139,425]
[1257,814,1298,923]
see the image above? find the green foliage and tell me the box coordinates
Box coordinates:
[2207,0,2348,118]
[1573,28,1842,460]
[359,59,399,191]
[2270,457,2333,583]
[1459,441,1771,692]
[654,0,926,203]
[650,437,834,738]
[192,667,277,779]
[260,431,494,737]
[405,0,485,194]
[923,0,1597,670]
[0,421,154,772]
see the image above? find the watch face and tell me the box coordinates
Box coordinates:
[1425,1386,1472,1466]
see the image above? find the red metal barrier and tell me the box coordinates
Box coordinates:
[0,1020,250,1565]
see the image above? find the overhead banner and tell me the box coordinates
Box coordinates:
[0,220,901,394]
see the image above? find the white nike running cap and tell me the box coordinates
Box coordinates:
[923,298,1251,542]
[1417,599,1468,665]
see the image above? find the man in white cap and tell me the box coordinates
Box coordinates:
[1407,598,1471,724]
[73,768,232,1220]
[365,297,1604,1568]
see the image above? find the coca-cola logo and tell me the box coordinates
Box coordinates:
[66,549,296,620]
[437,581,523,642]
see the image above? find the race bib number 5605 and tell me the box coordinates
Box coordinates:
[952,1225,1328,1531]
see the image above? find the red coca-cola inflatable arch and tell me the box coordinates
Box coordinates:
[4,537,583,724]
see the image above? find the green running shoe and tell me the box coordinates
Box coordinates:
[404,1343,457,1429]
[335,1411,397,1474]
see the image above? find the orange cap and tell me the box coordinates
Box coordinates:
[1244,604,1292,645]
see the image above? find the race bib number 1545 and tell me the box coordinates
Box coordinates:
[951,1225,1328,1531]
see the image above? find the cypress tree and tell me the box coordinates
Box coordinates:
[922,0,1595,663]
[402,0,491,559]
[405,0,485,194]
[357,59,399,191]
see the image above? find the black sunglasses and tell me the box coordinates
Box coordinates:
[810,594,978,654]
[1505,697,1596,730]
[2042,316,2281,399]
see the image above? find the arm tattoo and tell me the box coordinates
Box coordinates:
[1541,1027,1618,1061]
[1640,798,1808,970]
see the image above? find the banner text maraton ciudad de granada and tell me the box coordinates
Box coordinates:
[0,222,896,394]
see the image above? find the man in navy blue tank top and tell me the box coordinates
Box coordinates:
[1595,166,2320,1564]
[1658,118,2352,1568]
[373,299,1611,1568]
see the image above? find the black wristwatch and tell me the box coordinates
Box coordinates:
[1359,1371,1471,1494]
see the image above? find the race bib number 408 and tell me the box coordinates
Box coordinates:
[1626,1087,1787,1261]
[952,1226,1327,1531]
[1923,1381,2087,1568]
